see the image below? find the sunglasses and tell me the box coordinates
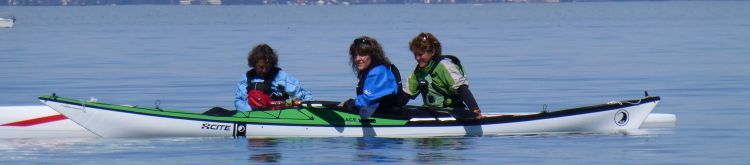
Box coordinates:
[413,34,433,50]
[419,33,429,41]
[353,38,371,47]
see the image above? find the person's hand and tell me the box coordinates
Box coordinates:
[342,98,357,111]
[472,108,483,119]
[290,99,301,107]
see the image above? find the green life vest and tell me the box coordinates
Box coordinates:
[416,55,466,109]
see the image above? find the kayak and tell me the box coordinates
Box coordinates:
[0,106,96,138]
[0,107,674,139]
[39,95,660,138]
[40,95,661,138]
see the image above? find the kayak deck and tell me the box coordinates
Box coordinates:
[38,95,660,127]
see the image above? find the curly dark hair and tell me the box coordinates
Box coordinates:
[247,44,278,68]
[409,32,442,58]
[349,36,391,77]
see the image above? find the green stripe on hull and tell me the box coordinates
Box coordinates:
[39,96,409,126]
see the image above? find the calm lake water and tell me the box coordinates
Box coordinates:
[1,1,749,164]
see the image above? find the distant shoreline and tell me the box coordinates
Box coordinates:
[1,0,706,6]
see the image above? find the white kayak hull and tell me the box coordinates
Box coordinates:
[41,96,661,138]
[490,112,675,129]
[40,101,244,138]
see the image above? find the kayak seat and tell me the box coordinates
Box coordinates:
[203,107,238,117]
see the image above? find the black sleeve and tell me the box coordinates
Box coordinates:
[457,85,479,110]
[397,89,411,106]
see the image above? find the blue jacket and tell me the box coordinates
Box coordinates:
[234,70,313,111]
[355,65,398,117]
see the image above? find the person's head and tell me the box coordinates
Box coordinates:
[409,32,442,68]
[247,44,279,77]
[349,36,391,77]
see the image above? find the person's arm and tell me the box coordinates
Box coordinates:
[457,85,480,114]
[276,71,313,101]
[402,71,421,99]
[355,66,397,107]
[234,76,252,111]
[438,60,480,114]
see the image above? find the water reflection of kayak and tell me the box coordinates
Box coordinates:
[39,95,664,138]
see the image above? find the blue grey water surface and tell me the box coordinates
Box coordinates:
[1,1,749,164]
